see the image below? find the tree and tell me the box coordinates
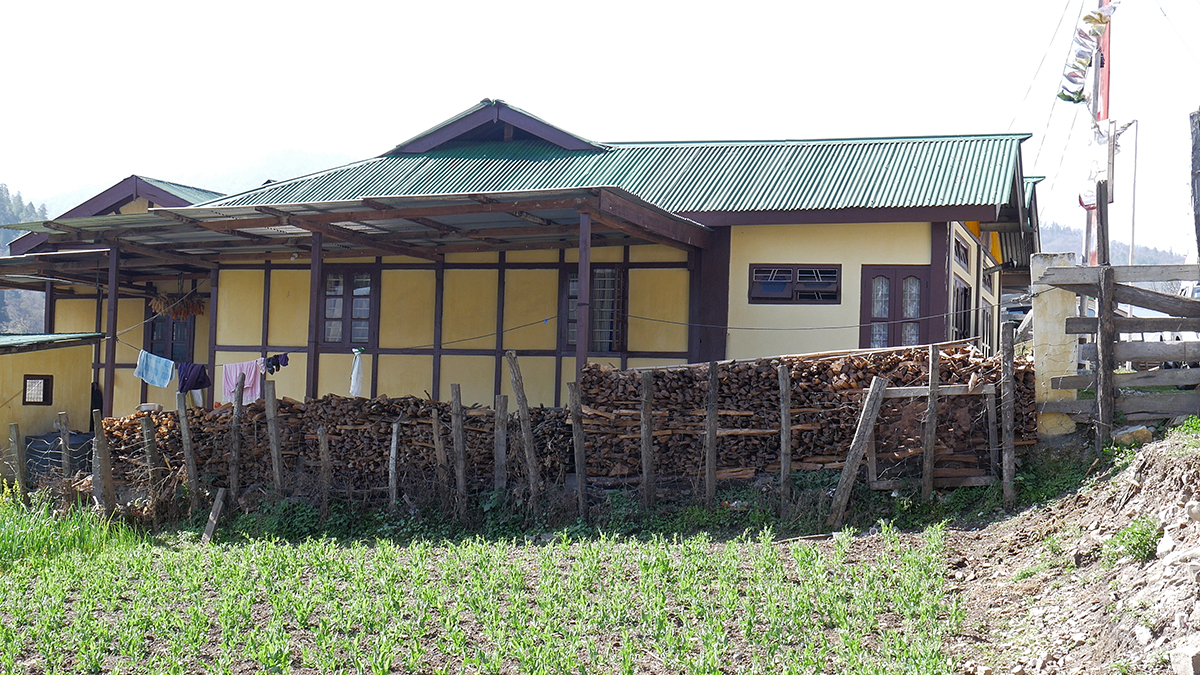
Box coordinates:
[0,183,50,332]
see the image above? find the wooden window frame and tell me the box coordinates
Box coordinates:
[858,265,932,348]
[951,274,973,341]
[953,234,971,270]
[321,266,380,351]
[23,375,53,406]
[144,313,195,364]
[563,265,626,355]
[748,264,841,305]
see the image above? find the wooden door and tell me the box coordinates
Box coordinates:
[859,265,932,348]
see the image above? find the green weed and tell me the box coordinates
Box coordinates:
[1103,516,1161,566]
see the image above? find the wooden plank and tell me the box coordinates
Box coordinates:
[1036,264,1200,286]
[1041,393,1200,416]
[450,384,468,520]
[1001,322,1016,509]
[264,380,283,495]
[175,393,200,514]
[1080,340,1200,362]
[1053,368,1200,390]
[90,411,114,513]
[1066,316,1200,334]
[826,376,889,528]
[922,346,939,501]
[1049,283,1200,318]
[705,361,719,504]
[1096,181,1111,265]
[431,409,449,511]
[778,364,792,511]
[985,394,999,475]
[389,419,400,513]
[597,190,713,250]
[141,416,164,492]
[229,372,245,505]
[57,412,71,477]
[318,426,331,520]
[1096,266,1116,454]
[493,394,508,491]
[506,351,540,511]
[201,487,226,545]
[883,384,995,398]
[639,372,655,509]
[568,382,588,522]
[7,424,25,505]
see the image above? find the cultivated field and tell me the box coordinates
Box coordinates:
[0,493,961,674]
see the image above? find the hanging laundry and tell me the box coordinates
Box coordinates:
[134,350,175,388]
[177,362,213,393]
[265,353,290,374]
[349,348,364,397]
[222,359,263,402]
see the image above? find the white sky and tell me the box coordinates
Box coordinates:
[3,0,1200,256]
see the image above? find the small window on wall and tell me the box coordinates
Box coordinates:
[568,268,624,352]
[983,270,995,294]
[324,270,374,347]
[749,264,840,304]
[23,375,52,406]
[981,304,995,354]
[952,276,972,340]
[147,315,194,363]
[954,235,971,270]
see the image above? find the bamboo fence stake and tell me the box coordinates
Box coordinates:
[450,384,468,520]
[264,380,283,495]
[389,419,400,512]
[506,351,540,511]
[175,392,201,514]
[1096,265,1116,454]
[568,382,588,521]
[778,364,792,512]
[201,487,226,544]
[705,362,719,504]
[493,394,508,491]
[826,376,889,529]
[57,412,71,477]
[922,345,940,501]
[230,372,245,506]
[317,426,331,520]
[431,409,450,512]
[1001,321,1017,508]
[8,423,25,505]
[639,372,656,509]
[91,411,115,513]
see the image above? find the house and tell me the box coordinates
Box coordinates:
[0,100,1039,423]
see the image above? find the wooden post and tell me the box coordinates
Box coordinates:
[1190,110,1200,258]
[1096,180,1111,266]
[865,427,877,486]
[826,376,889,529]
[431,409,450,512]
[493,394,508,492]
[1095,265,1116,454]
[506,351,540,510]
[264,379,284,495]
[639,372,655,509]
[103,248,118,418]
[777,364,792,511]
[985,393,1000,475]
[1001,321,1017,509]
[229,372,245,506]
[705,361,719,504]
[568,382,588,521]
[8,423,26,505]
[91,411,115,513]
[389,419,400,512]
[175,392,201,513]
[922,345,940,501]
[450,384,468,519]
[141,416,164,490]
[57,412,71,477]
[201,487,226,545]
[575,211,592,382]
[317,426,331,520]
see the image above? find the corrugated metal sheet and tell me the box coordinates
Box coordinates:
[0,333,103,354]
[201,135,1028,213]
[138,177,224,205]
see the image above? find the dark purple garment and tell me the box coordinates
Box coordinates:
[177,362,213,393]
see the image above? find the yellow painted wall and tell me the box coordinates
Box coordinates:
[440,356,495,407]
[499,356,557,408]
[376,355,434,400]
[118,197,151,215]
[442,270,497,350]
[380,255,431,264]
[268,270,309,347]
[320,353,372,399]
[506,250,559,263]
[216,270,264,346]
[270,352,307,402]
[503,269,558,350]
[629,244,688,263]
[565,246,623,263]
[627,269,689,352]
[0,346,93,438]
[727,222,931,358]
[627,358,687,369]
[379,270,435,349]
[193,281,212,367]
[56,298,97,334]
[445,252,499,264]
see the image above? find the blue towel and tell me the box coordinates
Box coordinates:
[134,350,175,388]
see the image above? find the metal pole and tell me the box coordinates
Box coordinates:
[1128,120,1139,267]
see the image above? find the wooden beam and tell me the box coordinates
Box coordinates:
[1066,316,1200,334]
[1053,368,1200,390]
[1096,265,1116,454]
[598,189,712,249]
[883,383,995,398]
[1041,392,1200,416]
[1044,282,1200,318]
[469,194,559,227]
[1080,340,1200,362]
[1036,264,1200,286]
[405,215,505,245]
[922,346,939,501]
[256,207,441,261]
[1000,322,1016,509]
[580,206,691,251]
[100,237,217,269]
[826,376,889,528]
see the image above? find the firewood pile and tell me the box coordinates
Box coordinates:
[98,345,1034,502]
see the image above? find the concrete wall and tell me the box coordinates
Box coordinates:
[0,345,94,438]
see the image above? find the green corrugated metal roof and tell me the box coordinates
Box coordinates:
[138,177,224,205]
[0,332,103,355]
[199,134,1029,214]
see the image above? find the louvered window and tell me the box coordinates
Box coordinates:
[749,264,841,304]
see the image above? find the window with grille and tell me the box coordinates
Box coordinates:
[146,315,194,363]
[23,375,52,406]
[954,235,971,270]
[324,270,374,346]
[983,270,994,294]
[748,264,840,304]
[567,268,623,353]
[952,276,973,340]
[981,304,994,354]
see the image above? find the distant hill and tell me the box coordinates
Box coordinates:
[1039,221,1185,266]
[0,185,48,332]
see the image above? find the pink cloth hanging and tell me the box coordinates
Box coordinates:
[222,360,262,402]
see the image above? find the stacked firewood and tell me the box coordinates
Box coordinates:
[100,345,1035,498]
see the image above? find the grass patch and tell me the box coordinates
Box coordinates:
[1103,516,1161,567]
[0,484,139,572]
[0,522,962,673]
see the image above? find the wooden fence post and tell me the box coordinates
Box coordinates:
[8,423,26,505]
[705,361,719,504]
[431,409,450,512]
[57,412,71,478]
[389,419,400,513]
[640,372,656,509]
[230,372,245,506]
[201,487,226,544]
[450,384,468,520]
[493,394,508,492]
[1095,265,1116,454]
[317,426,331,520]
[141,416,165,488]
[568,382,588,521]
[922,345,940,501]
[985,393,999,475]
[826,376,889,529]
[778,363,792,513]
[1001,321,1017,509]
[91,411,115,513]
[506,351,540,511]
[264,379,284,495]
[175,392,201,514]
